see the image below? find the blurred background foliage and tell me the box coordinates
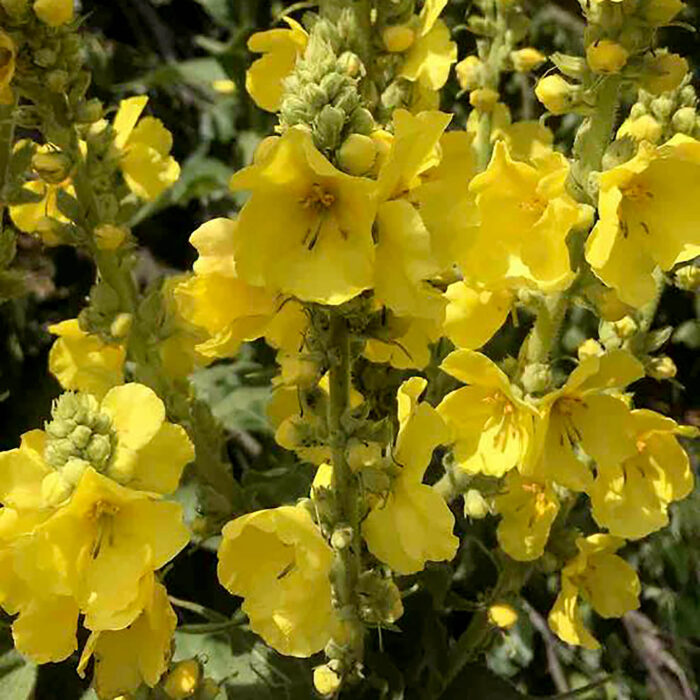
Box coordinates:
[0,1,699,698]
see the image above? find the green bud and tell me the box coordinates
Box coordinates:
[629,102,647,119]
[32,150,72,184]
[47,69,69,93]
[650,95,675,120]
[75,98,104,124]
[320,71,348,102]
[672,106,697,134]
[348,107,374,135]
[314,104,345,152]
[34,48,58,68]
[44,392,116,474]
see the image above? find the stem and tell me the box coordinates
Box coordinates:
[327,312,365,661]
[443,559,530,692]
[571,75,622,201]
[0,99,18,214]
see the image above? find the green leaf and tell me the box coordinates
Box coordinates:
[193,0,235,25]
[0,649,38,700]
[173,629,314,699]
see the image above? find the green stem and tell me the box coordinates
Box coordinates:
[327,312,365,661]
[0,99,18,212]
[571,75,622,201]
[443,559,530,691]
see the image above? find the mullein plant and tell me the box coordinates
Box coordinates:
[0,0,698,698]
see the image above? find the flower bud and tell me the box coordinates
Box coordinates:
[586,40,629,74]
[672,106,697,135]
[75,98,105,124]
[346,439,382,471]
[647,356,677,380]
[577,338,604,361]
[337,134,376,176]
[1,0,29,18]
[611,315,638,340]
[650,95,675,121]
[535,74,580,115]
[510,47,546,73]
[520,362,552,394]
[32,150,72,185]
[331,526,353,551]
[313,662,342,697]
[163,659,201,700]
[640,0,685,26]
[34,0,74,26]
[107,312,132,340]
[338,51,363,78]
[674,265,700,291]
[488,603,518,630]
[617,114,662,143]
[464,489,490,519]
[469,88,499,113]
[640,53,688,95]
[41,471,73,507]
[455,56,482,91]
[382,24,415,53]
[94,223,128,251]
[47,69,69,93]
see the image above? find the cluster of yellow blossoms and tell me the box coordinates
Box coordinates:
[0,0,698,697]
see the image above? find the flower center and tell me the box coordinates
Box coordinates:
[89,500,120,560]
[621,181,653,203]
[300,184,336,251]
[301,183,335,210]
[519,195,547,218]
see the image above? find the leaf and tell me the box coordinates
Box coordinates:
[672,320,700,350]
[167,152,234,207]
[193,0,235,25]
[173,629,314,699]
[0,649,38,700]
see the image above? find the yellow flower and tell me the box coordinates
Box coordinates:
[548,534,640,649]
[535,75,580,115]
[230,127,377,305]
[443,282,513,350]
[375,110,476,313]
[590,410,694,539]
[48,319,126,399]
[401,0,457,91]
[112,96,180,201]
[362,378,458,574]
[162,659,202,700]
[158,274,209,379]
[585,135,700,307]
[217,505,339,657]
[9,151,76,244]
[174,218,308,359]
[617,114,663,144]
[510,48,546,73]
[492,121,555,165]
[246,18,308,112]
[493,470,559,561]
[586,40,629,74]
[455,55,482,91]
[529,350,644,491]
[78,576,177,698]
[488,603,519,630]
[640,53,688,95]
[640,0,685,25]
[0,385,193,515]
[267,372,363,465]
[403,127,478,272]
[0,29,16,104]
[33,0,74,26]
[438,350,537,478]
[383,24,416,53]
[462,141,580,292]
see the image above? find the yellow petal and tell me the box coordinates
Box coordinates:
[102,383,166,451]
